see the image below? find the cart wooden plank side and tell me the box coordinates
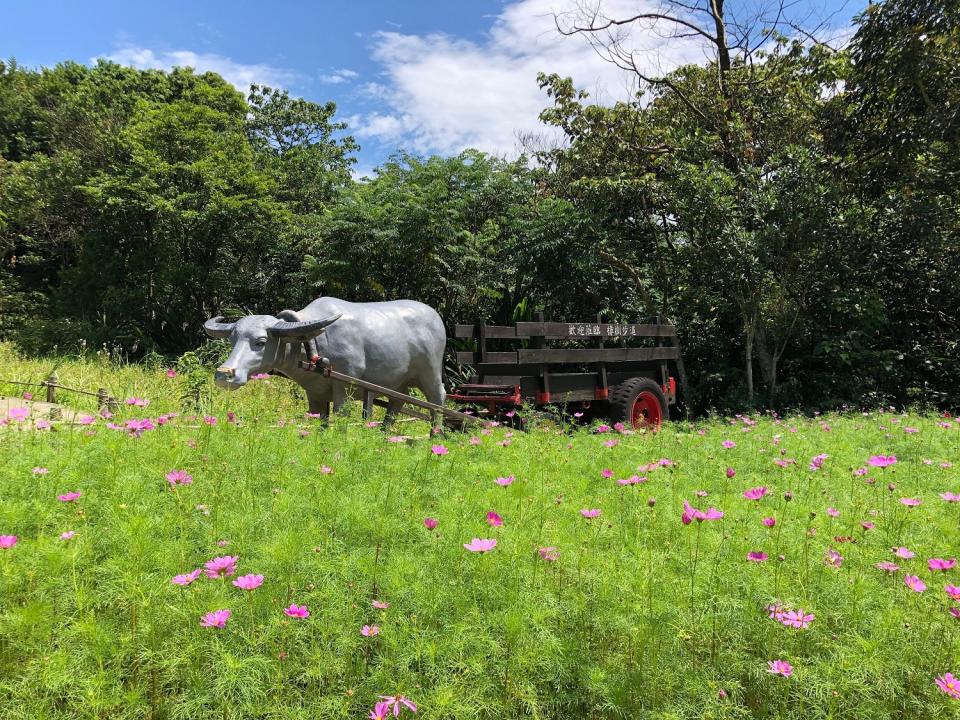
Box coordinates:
[448,314,682,431]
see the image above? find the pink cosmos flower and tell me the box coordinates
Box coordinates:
[200,609,231,628]
[60,530,76,541]
[204,555,238,579]
[166,369,177,378]
[0,535,18,549]
[320,465,334,474]
[486,511,503,527]
[538,546,559,562]
[464,538,497,553]
[57,491,81,502]
[767,604,787,622]
[742,486,769,501]
[893,547,915,559]
[722,440,736,449]
[600,469,614,479]
[78,415,96,425]
[808,453,829,471]
[124,418,156,437]
[165,470,193,486]
[767,660,793,677]
[595,424,611,433]
[32,467,48,475]
[875,561,900,573]
[580,508,601,518]
[951,607,960,620]
[762,517,776,528]
[618,475,646,486]
[126,397,149,407]
[469,436,481,445]
[936,673,960,700]
[868,455,897,468]
[284,604,310,619]
[941,492,960,503]
[251,373,271,380]
[726,467,736,478]
[361,625,380,637]
[747,551,768,562]
[8,407,30,421]
[372,600,390,609]
[946,585,960,601]
[929,558,957,572]
[825,549,843,568]
[783,610,815,629]
[900,498,921,507]
[232,574,264,591]
[494,475,514,486]
[22,392,33,400]
[172,569,203,586]
[203,415,218,425]
[35,419,52,430]
[905,575,927,592]
[431,444,448,456]
[905,427,919,434]
[861,521,875,530]
[378,695,418,716]
[696,490,708,497]
[423,517,438,530]
[370,702,392,720]
[682,500,724,524]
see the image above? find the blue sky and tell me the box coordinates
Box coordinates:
[2,0,864,174]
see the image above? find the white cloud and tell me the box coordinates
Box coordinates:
[97,46,298,91]
[353,0,709,156]
[320,68,359,84]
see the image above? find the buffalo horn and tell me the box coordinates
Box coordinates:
[267,312,342,339]
[203,316,235,338]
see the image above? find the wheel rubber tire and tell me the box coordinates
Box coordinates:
[608,377,667,431]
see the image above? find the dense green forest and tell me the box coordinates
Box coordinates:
[1,0,957,414]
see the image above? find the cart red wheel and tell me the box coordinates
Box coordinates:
[609,378,667,432]
[631,390,663,429]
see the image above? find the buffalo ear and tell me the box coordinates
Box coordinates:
[267,312,342,340]
[204,316,235,338]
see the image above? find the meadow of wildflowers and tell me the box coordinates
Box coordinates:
[1,346,959,718]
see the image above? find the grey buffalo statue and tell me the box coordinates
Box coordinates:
[203,297,447,419]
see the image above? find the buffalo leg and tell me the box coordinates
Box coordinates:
[331,383,350,416]
[418,372,447,435]
[307,393,331,419]
[361,390,374,419]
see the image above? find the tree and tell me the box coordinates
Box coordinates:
[543,1,853,407]
[0,62,357,355]
[838,0,960,406]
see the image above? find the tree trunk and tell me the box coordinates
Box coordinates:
[754,324,777,409]
[744,315,755,405]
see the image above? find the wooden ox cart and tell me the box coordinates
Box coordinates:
[448,315,681,430]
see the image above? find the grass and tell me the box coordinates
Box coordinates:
[1,343,959,719]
